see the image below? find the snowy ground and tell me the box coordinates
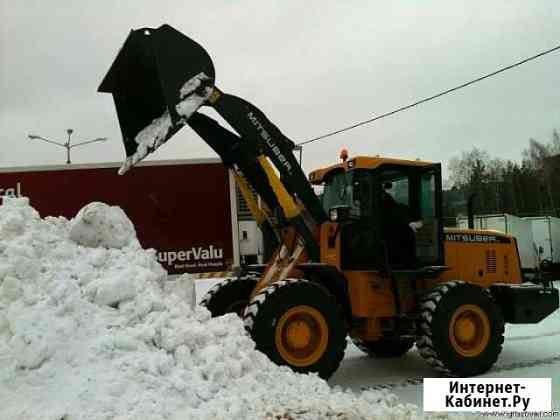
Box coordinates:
[2,198,555,419]
[196,279,560,416]
[1,199,440,420]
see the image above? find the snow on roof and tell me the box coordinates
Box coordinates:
[0,157,222,174]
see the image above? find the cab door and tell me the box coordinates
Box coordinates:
[414,164,444,267]
[376,163,444,269]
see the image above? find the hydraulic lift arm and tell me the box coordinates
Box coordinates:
[98,24,327,266]
[186,93,325,262]
[186,112,284,255]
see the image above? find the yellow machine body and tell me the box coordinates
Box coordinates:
[318,221,523,341]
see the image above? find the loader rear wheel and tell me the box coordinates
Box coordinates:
[243,279,347,379]
[416,281,504,377]
[352,337,414,358]
[200,276,258,317]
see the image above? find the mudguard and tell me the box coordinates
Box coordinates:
[297,263,352,321]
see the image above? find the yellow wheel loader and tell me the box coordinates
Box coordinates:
[99,24,559,379]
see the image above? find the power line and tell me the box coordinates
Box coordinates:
[299,43,560,146]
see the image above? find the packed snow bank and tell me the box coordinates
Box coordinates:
[0,198,445,419]
[69,201,137,249]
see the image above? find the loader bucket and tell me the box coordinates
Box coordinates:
[98,24,215,173]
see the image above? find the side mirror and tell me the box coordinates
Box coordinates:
[329,205,351,222]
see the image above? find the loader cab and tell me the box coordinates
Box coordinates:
[311,157,444,271]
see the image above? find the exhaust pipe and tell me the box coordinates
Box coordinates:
[467,193,477,229]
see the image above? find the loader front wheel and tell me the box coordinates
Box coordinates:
[416,281,504,376]
[243,279,347,379]
[200,276,258,317]
[352,337,414,358]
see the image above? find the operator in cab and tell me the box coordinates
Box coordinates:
[381,182,420,269]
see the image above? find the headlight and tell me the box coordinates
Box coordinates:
[329,205,351,222]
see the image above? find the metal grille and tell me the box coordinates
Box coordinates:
[486,249,497,273]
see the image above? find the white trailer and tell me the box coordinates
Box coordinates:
[238,220,264,265]
[457,214,537,269]
[524,216,560,264]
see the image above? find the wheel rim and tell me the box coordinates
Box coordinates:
[275,305,329,367]
[449,304,490,357]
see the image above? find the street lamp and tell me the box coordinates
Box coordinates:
[28,129,107,164]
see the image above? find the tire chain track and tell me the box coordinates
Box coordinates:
[507,329,560,341]
[359,330,560,391]
[360,353,560,391]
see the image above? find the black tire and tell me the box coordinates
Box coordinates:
[243,279,347,379]
[416,281,504,377]
[200,275,258,317]
[352,337,414,358]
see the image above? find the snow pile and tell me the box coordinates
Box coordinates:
[0,198,444,419]
[69,202,137,249]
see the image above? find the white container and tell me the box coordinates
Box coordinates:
[238,220,264,264]
[457,214,537,269]
[524,216,560,264]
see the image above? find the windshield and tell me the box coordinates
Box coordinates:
[322,171,356,213]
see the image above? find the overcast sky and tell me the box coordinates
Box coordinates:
[1,1,559,180]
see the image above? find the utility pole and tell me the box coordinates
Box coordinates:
[28,129,107,164]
